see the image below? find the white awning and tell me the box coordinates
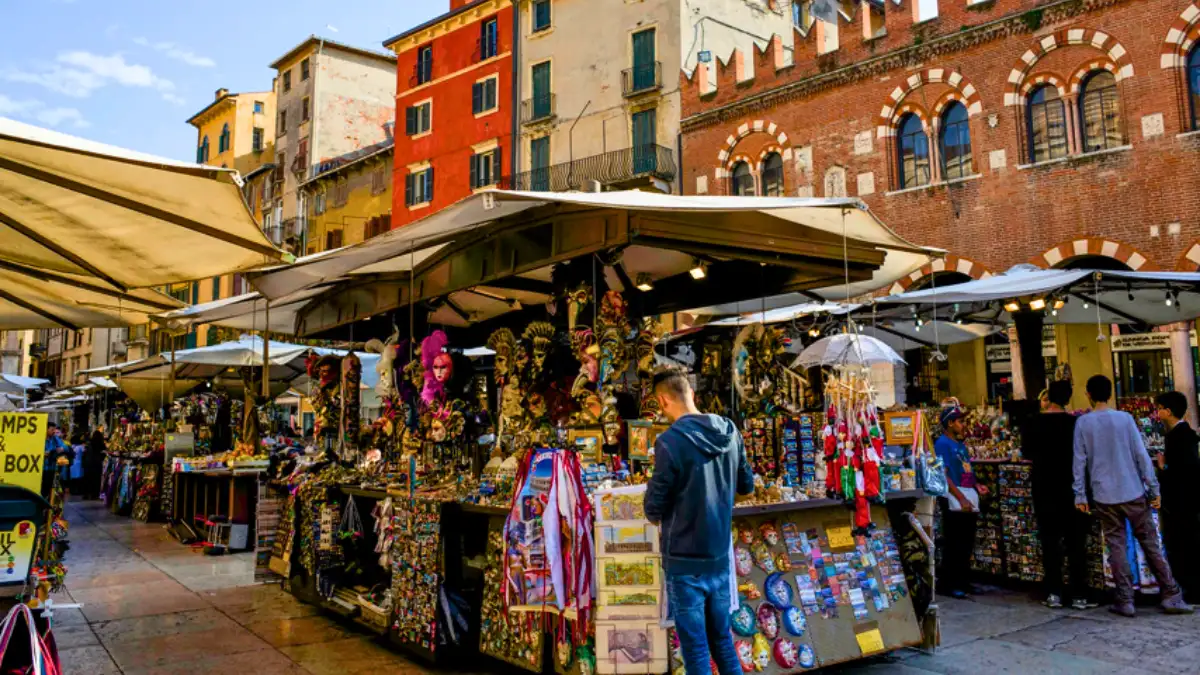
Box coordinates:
[247,190,941,301]
[0,266,181,330]
[0,373,48,394]
[0,117,289,293]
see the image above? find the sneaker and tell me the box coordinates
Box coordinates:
[1109,604,1136,618]
[1043,594,1063,609]
[949,589,969,600]
[1161,594,1195,615]
[1071,599,1099,610]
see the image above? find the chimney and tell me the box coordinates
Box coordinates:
[215,88,229,100]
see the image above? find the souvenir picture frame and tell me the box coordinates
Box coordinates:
[568,426,604,462]
[596,522,660,556]
[598,553,662,588]
[701,343,723,377]
[597,588,663,620]
[595,485,648,523]
[626,420,652,462]
[595,620,669,674]
[883,411,916,446]
[649,424,669,453]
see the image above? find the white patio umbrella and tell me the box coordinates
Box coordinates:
[792,333,906,369]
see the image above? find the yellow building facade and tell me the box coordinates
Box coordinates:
[301,141,393,254]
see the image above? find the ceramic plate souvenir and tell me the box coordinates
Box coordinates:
[783,606,806,637]
[756,603,779,639]
[799,644,816,668]
[735,546,753,577]
[764,572,794,610]
[773,638,799,668]
[730,602,756,636]
[735,639,754,672]
[752,633,771,671]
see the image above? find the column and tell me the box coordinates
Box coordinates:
[1008,325,1026,401]
[1170,321,1199,428]
[927,119,942,184]
[948,338,988,406]
[1065,94,1081,155]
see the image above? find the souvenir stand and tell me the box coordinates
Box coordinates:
[101,418,166,521]
[862,267,1200,600]
[244,190,943,673]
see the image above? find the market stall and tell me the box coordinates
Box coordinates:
[242,190,945,673]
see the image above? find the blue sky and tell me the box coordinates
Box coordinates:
[1,0,442,161]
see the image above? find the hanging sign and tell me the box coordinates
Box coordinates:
[0,414,46,494]
[0,520,37,586]
[1109,332,1197,352]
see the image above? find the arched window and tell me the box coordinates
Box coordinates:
[761,153,784,196]
[1079,71,1122,152]
[1188,47,1200,130]
[896,113,930,189]
[218,124,231,153]
[939,102,973,180]
[197,136,209,164]
[1027,85,1068,163]
[731,162,755,196]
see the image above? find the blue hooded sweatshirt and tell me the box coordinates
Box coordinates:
[644,414,755,575]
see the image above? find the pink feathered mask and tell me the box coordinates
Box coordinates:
[420,330,451,405]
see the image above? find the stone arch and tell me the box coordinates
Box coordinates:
[1029,238,1156,271]
[1067,58,1119,94]
[714,119,792,181]
[875,68,983,139]
[755,145,785,172]
[1176,241,1200,270]
[1004,29,1134,107]
[726,154,756,194]
[888,255,993,295]
[1020,72,1069,99]
[1161,3,1200,69]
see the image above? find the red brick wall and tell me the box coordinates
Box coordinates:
[680,0,1200,283]
[392,4,513,228]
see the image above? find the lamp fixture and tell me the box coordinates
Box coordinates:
[1003,300,1020,313]
[1052,298,1065,310]
[1029,298,1047,311]
[635,273,654,292]
[689,259,708,280]
[1083,301,1090,309]
[808,328,820,337]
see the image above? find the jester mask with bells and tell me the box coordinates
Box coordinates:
[523,322,555,382]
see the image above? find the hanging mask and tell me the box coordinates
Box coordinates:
[773,638,800,668]
[730,602,756,636]
[576,645,594,675]
[752,542,776,573]
[759,521,780,547]
[764,572,794,610]
[738,581,761,601]
[556,634,573,668]
[783,606,807,637]
[735,639,754,672]
[737,522,755,545]
[799,644,816,669]
[756,603,779,639]
[752,633,771,671]
[734,546,753,577]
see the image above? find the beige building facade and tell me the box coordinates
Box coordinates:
[515,0,790,192]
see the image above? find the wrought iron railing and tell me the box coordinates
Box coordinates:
[501,144,675,192]
[521,94,556,125]
[622,62,662,96]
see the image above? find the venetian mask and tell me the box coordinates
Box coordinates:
[759,521,780,547]
[783,606,806,637]
[737,522,755,545]
[752,633,770,670]
[487,328,515,382]
[523,322,555,379]
[799,644,816,668]
[764,572,793,609]
[730,603,755,636]
[566,284,592,332]
[734,546,752,577]
[735,640,754,672]
[432,353,453,383]
[430,417,447,443]
[738,581,761,600]
[756,604,779,639]
[752,542,776,573]
[773,639,799,669]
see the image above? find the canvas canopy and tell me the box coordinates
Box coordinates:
[0,117,288,295]
[0,374,48,394]
[865,265,1200,327]
[0,264,182,330]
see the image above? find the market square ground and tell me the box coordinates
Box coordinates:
[51,498,1200,675]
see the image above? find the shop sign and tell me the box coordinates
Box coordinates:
[984,340,1057,362]
[1110,331,1198,352]
[0,520,37,586]
[0,413,46,494]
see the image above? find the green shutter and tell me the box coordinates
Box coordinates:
[632,109,656,174]
[532,62,550,118]
[632,29,655,91]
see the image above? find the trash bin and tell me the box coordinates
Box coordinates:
[0,486,50,598]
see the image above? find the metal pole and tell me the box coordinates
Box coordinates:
[169,331,176,419]
[262,301,271,399]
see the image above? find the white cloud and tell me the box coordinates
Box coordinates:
[161,93,187,106]
[133,37,216,68]
[0,95,88,129]
[1,51,179,103]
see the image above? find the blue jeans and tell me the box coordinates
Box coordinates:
[665,570,742,675]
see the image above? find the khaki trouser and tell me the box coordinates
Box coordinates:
[1094,497,1182,605]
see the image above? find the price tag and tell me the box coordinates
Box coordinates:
[825,521,854,550]
[855,627,885,654]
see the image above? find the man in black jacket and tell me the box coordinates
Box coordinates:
[645,368,754,675]
[1155,391,1200,601]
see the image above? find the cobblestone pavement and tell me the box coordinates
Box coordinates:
[54,499,1200,674]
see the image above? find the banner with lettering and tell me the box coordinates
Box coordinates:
[0,413,46,493]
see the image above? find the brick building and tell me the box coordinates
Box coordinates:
[385,0,514,228]
[679,0,1200,406]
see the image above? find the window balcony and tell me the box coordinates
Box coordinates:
[521,94,556,125]
[501,144,676,192]
[622,62,662,97]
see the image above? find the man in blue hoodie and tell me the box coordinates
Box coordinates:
[645,368,754,675]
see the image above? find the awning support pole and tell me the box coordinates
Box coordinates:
[262,301,271,399]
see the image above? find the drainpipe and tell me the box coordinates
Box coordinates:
[510,1,521,179]
[676,132,683,195]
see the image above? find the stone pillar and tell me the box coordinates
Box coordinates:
[928,119,942,184]
[1170,321,1199,428]
[1065,94,1081,155]
[1008,325,1026,401]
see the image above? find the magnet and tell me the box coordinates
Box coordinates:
[756,603,779,639]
